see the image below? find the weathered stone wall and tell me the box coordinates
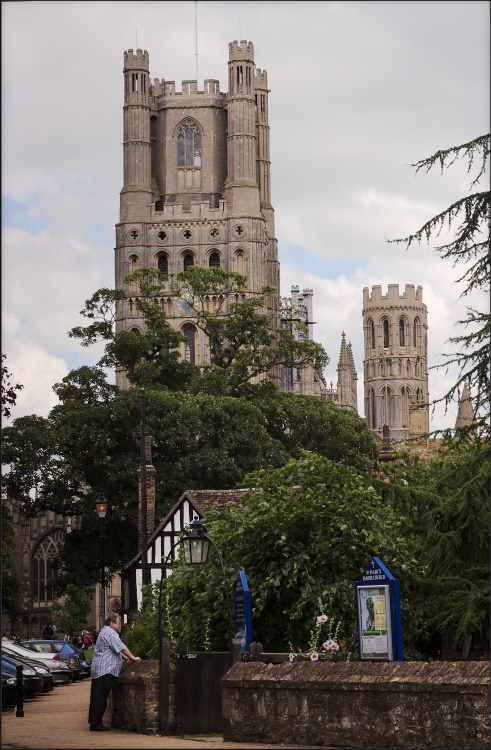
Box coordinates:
[222,661,489,749]
[104,660,176,735]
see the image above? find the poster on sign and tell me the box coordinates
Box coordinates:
[355,556,403,661]
[357,585,392,659]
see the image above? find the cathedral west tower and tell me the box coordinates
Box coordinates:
[115,41,279,389]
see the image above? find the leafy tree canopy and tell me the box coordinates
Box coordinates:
[50,583,91,636]
[68,266,329,395]
[157,452,419,653]
[1,504,22,620]
[2,364,377,590]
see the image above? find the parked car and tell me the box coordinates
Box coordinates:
[20,641,82,680]
[1,642,73,685]
[21,640,92,679]
[2,670,26,707]
[1,650,53,692]
[1,655,43,698]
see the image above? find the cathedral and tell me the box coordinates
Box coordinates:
[5,39,433,638]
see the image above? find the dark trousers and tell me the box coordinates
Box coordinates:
[88,673,114,729]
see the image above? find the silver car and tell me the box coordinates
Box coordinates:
[1,641,73,685]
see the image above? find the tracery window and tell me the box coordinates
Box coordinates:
[177,120,201,167]
[368,319,375,349]
[32,530,65,607]
[209,252,220,268]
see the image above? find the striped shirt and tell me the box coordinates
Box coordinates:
[90,625,126,679]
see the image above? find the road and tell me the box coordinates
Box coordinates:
[1,678,319,749]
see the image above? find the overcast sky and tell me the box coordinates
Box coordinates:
[2,1,489,430]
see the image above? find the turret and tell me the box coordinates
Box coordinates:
[224,41,260,215]
[121,49,152,221]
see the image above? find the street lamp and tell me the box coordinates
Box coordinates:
[95,493,107,631]
[23,592,31,640]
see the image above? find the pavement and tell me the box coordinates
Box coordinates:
[1,678,320,750]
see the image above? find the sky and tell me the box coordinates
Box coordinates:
[2,0,489,431]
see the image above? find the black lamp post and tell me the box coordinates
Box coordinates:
[95,493,108,631]
[23,592,31,640]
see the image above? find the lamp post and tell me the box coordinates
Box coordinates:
[95,493,108,631]
[23,592,31,640]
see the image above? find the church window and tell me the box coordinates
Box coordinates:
[183,324,196,364]
[209,252,220,268]
[32,530,64,607]
[383,320,389,348]
[158,254,169,276]
[177,120,201,167]
[130,327,140,334]
[183,253,194,271]
[237,66,243,86]
[158,231,167,241]
[399,319,405,346]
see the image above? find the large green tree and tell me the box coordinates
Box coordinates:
[386,135,490,650]
[152,452,419,654]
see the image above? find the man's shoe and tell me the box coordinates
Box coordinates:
[90,725,111,731]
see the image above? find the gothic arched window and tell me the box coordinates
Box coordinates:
[209,252,220,268]
[183,324,196,364]
[383,320,389,349]
[177,120,201,167]
[32,530,65,607]
[157,253,168,277]
[235,250,245,275]
[399,319,405,347]
[183,253,194,271]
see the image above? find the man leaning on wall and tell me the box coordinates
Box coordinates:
[88,612,141,732]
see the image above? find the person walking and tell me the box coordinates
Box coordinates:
[88,613,140,732]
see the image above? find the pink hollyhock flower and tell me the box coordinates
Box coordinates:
[289,653,294,662]
[310,652,319,661]
[322,639,339,652]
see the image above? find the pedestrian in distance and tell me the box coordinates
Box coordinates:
[88,612,140,732]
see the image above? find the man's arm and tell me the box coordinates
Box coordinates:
[121,646,141,663]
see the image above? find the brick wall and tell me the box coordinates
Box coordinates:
[222,661,489,748]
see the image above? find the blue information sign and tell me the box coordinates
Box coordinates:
[355,557,403,661]
[234,570,252,652]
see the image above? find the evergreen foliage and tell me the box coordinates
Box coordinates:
[389,134,490,435]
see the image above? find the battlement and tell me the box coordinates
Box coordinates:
[124,49,149,71]
[229,40,255,62]
[363,284,424,305]
[254,68,268,88]
[302,289,314,296]
[150,78,224,98]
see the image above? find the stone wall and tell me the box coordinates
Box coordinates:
[104,660,177,735]
[222,661,489,749]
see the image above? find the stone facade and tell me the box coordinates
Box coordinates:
[222,661,489,748]
[363,284,429,443]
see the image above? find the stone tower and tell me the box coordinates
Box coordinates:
[362,284,429,443]
[280,286,326,396]
[115,41,279,389]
